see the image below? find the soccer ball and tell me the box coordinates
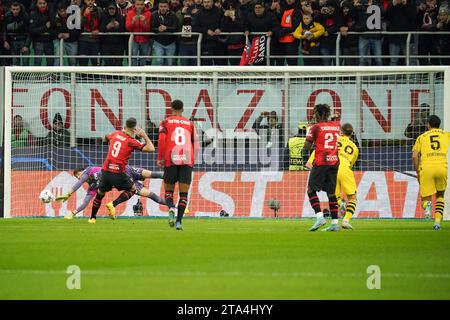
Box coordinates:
[39,190,54,204]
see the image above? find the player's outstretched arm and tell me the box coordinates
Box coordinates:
[55,171,91,202]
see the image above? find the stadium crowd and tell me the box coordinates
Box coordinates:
[1,0,450,66]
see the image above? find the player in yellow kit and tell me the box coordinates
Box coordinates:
[412,115,450,231]
[306,123,359,229]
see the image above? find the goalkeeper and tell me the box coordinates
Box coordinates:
[56,166,168,219]
[306,123,359,230]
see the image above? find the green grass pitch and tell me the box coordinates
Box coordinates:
[0,218,449,299]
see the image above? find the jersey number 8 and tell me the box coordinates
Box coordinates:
[173,127,186,146]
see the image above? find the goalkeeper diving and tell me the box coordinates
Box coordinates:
[56,165,170,219]
[306,123,359,229]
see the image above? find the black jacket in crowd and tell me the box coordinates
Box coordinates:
[316,8,344,49]
[220,9,246,46]
[99,10,126,47]
[385,0,417,44]
[151,9,179,45]
[192,6,224,43]
[245,10,278,37]
[29,6,54,43]
[51,12,82,43]
[354,2,384,39]
[3,6,30,46]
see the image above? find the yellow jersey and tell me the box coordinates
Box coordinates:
[307,135,359,169]
[413,129,450,167]
[337,135,359,170]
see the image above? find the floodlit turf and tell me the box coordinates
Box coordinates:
[0,218,449,299]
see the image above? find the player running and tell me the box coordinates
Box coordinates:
[306,123,359,230]
[87,117,154,223]
[302,104,341,232]
[157,99,199,230]
[412,115,450,231]
[56,166,167,219]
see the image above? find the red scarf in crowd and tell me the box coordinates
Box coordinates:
[83,7,99,31]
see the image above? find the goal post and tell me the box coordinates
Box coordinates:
[3,66,450,220]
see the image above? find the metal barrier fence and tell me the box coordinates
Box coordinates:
[0,31,449,66]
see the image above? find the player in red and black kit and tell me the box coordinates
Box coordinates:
[89,117,155,223]
[302,104,341,232]
[157,100,199,230]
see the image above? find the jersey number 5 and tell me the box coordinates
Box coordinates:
[430,135,440,150]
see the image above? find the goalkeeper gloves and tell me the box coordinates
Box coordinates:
[55,193,72,202]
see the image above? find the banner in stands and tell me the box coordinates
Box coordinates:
[11,82,442,140]
[11,171,423,218]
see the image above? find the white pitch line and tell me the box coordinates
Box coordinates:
[0,269,450,279]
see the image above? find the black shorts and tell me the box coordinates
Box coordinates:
[164,165,193,185]
[98,170,134,193]
[308,165,338,194]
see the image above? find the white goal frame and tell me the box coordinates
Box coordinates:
[3,66,450,220]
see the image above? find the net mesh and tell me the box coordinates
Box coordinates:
[6,69,447,219]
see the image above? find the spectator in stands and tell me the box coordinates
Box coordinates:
[244,0,277,65]
[293,12,324,65]
[126,0,152,66]
[237,0,253,17]
[404,103,430,140]
[273,0,302,66]
[192,0,225,65]
[151,0,179,65]
[100,2,126,66]
[192,0,203,13]
[316,0,343,66]
[116,0,133,17]
[354,0,384,66]
[29,0,54,66]
[339,0,358,65]
[385,0,417,66]
[52,1,81,66]
[12,114,35,147]
[2,2,30,66]
[435,3,450,65]
[0,0,5,65]
[176,0,198,65]
[79,0,102,66]
[416,0,438,65]
[170,0,183,12]
[220,0,246,65]
[47,112,71,147]
[252,111,284,149]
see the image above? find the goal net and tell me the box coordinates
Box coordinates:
[4,66,450,220]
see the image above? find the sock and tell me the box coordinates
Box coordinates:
[328,195,339,220]
[112,190,134,207]
[344,199,357,221]
[165,191,175,209]
[151,172,164,179]
[148,192,167,206]
[91,193,104,219]
[308,192,321,214]
[177,192,188,223]
[332,219,338,225]
[435,197,445,223]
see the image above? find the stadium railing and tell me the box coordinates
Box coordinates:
[1,31,449,66]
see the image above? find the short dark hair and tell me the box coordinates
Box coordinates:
[125,117,137,129]
[73,167,86,177]
[171,99,184,110]
[159,0,169,4]
[313,104,331,121]
[341,123,353,136]
[428,115,441,128]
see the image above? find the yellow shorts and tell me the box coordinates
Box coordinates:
[336,166,357,197]
[419,165,448,198]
